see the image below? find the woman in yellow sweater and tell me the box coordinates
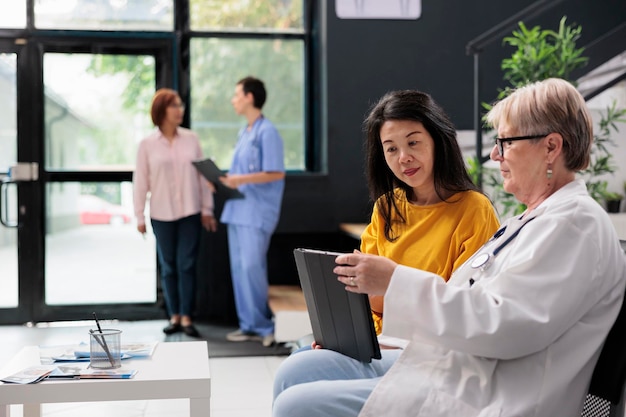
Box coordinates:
[362,90,500,334]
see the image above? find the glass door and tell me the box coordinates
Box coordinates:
[0,40,44,324]
[42,51,157,308]
[34,43,173,322]
[0,35,175,324]
[0,48,19,314]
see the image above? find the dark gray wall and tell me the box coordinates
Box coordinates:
[197,0,626,324]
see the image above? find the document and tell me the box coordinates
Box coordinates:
[73,341,158,359]
[1,365,57,384]
[293,248,381,362]
[76,368,138,379]
[47,365,138,379]
[45,341,157,362]
[47,364,87,379]
[192,158,244,200]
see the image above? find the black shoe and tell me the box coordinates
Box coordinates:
[163,323,182,335]
[182,324,200,338]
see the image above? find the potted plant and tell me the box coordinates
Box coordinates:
[579,101,626,203]
[602,191,623,213]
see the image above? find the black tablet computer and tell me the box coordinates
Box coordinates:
[192,158,244,200]
[293,248,381,362]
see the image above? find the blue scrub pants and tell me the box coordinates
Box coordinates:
[227,223,274,336]
[151,213,201,318]
[272,348,401,417]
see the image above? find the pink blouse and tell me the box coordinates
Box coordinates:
[133,127,213,225]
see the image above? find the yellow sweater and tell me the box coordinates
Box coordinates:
[361,190,500,334]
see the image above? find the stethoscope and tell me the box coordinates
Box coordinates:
[469,216,536,275]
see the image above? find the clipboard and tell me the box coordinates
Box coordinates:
[293,248,381,363]
[192,158,244,200]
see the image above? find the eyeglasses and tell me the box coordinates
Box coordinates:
[168,103,186,110]
[494,134,549,157]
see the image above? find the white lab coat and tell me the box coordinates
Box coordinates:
[361,179,626,417]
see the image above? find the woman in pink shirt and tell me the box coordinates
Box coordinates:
[133,88,217,337]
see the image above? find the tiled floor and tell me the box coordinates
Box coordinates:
[0,320,286,417]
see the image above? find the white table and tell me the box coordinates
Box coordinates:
[0,341,210,417]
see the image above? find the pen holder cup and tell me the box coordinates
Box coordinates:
[89,329,122,369]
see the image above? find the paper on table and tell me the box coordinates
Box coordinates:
[192,158,245,200]
[52,353,131,362]
[1,365,57,384]
[73,341,158,359]
[79,368,138,379]
[47,364,87,379]
[119,341,159,357]
[47,365,137,379]
[42,341,157,362]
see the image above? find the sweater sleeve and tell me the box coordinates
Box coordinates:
[451,195,500,272]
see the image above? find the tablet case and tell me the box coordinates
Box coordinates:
[293,248,381,362]
[192,158,245,200]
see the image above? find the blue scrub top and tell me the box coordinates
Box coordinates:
[220,116,285,233]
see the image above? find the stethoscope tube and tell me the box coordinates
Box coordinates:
[469,216,536,274]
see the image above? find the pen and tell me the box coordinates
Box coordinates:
[92,312,115,367]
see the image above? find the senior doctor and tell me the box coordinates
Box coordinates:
[272,78,626,417]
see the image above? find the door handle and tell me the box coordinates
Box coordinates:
[8,162,38,182]
[0,179,21,228]
[0,162,38,228]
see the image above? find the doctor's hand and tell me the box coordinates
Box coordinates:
[334,250,397,296]
[219,174,242,189]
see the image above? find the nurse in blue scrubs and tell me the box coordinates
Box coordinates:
[220,76,285,347]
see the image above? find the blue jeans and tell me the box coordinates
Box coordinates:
[272,348,401,417]
[151,213,201,317]
[227,224,274,336]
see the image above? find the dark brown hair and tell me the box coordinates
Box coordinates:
[237,76,267,109]
[364,90,481,241]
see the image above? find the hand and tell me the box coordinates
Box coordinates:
[137,224,146,235]
[334,250,397,296]
[219,174,241,189]
[201,215,217,232]
[311,341,323,350]
[206,181,216,193]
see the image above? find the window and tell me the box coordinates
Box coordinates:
[45,181,156,306]
[190,38,305,169]
[44,53,155,171]
[0,53,18,308]
[188,0,307,170]
[0,54,17,173]
[1,1,27,28]
[190,0,304,32]
[35,0,174,31]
